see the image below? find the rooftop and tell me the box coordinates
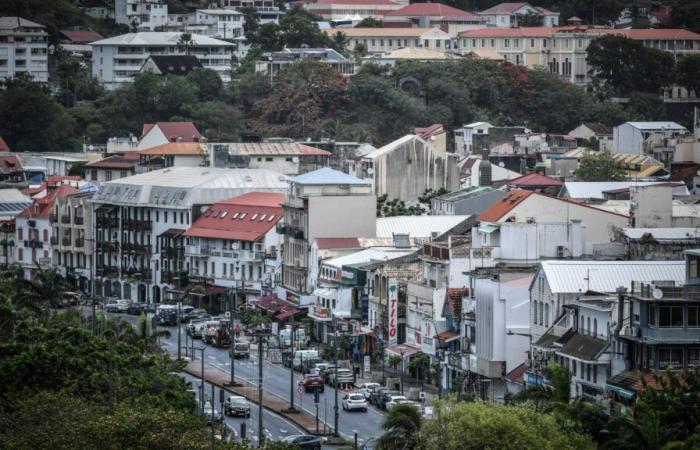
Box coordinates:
[315,237,362,250]
[621,121,687,131]
[141,122,203,142]
[385,3,482,20]
[579,122,612,135]
[479,189,533,222]
[539,260,686,294]
[562,181,688,200]
[508,172,563,187]
[224,142,331,157]
[434,186,495,202]
[479,2,557,15]
[556,330,608,362]
[143,55,203,75]
[90,32,235,46]
[0,137,9,152]
[376,215,471,239]
[364,47,465,61]
[0,155,22,172]
[60,29,104,43]
[326,27,448,37]
[623,228,700,241]
[322,246,416,269]
[0,16,46,30]
[289,167,369,186]
[141,142,206,156]
[17,185,80,220]
[459,26,700,40]
[86,154,140,169]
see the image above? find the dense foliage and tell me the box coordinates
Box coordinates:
[575,151,628,181]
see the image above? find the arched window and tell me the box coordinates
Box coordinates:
[587,317,591,336]
[593,318,598,338]
[544,303,550,327]
[580,315,585,333]
[538,301,543,325]
[534,302,538,325]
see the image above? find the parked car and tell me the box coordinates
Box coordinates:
[182,308,207,323]
[126,302,144,315]
[342,393,368,412]
[105,299,129,313]
[385,395,409,410]
[202,402,222,423]
[280,435,323,450]
[229,341,250,359]
[321,365,337,384]
[358,382,381,400]
[187,320,207,339]
[377,390,400,410]
[301,373,325,393]
[223,395,250,417]
[328,368,354,389]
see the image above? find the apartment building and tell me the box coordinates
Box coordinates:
[210,142,331,175]
[329,27,453,54]
[168,9,244,40]
[220,0,286,25]
[302,0,406,21]
[115,0,168,30]
[613,121,688,166]
[255,48,356,77]
[86,153,141,183]
[90,167,288,303]
[0,17,48,82]
[457,27,700,86]
[91,32,235,89]
[51,191,95,294]
[477,2,559,28]
[280,168,375,306]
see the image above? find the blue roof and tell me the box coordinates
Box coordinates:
[290,167,369,186]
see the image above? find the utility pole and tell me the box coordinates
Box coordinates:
[333,317,340,437]
[286,314,297,412]
[177,300,182,360]
[257,332,265,447]
[227,289,239,386]
[210,383,216,450]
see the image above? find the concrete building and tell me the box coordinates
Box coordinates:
[140,142,208,170]
[555,149,667,180]
[182,192,284,301]
[457,28,700,86]
[138,122,203,151]
[360,47,465,67]
[613,121,688,166]
[115,0,168,30]
[183,9,244,40]
[617,228,700,261]
[477,2,559,28]
[357,134,459,202]
[302,0,406,21]
[86,153,141,183]
[568,122,613,151]
[255,48,356,77]
[0,17,49,83]
[328,27,453,54]
[383,3,484,34]
[560,181,688,201]
[210,142,331,175]
[458,155,522,188]
[279,168,375,306]
[454,122,493,157]
[430,186,505,216]
[51,189,95,294]
[90,167,288,303]
[91,32,235,89]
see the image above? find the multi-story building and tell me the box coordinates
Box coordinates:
[255,48,356,77]
[51,190,95,294]
[0,17,48,82]
[302,0,406,21]
[86,153,141,183]
[220,0,286,25]
[430,186,505,216]
[477,2,559,28]
[15,185,80,279]
[210,142,331,176]
[328,27,453,54]
[91,32,235,89]
[613,121,688,166]
[456,27,700,86]
[181,192,284,302]
[280,168,375,306]
[115,0,169,30]
[383,3,484,34]
[90,167,288,303]
[167,9,244,40]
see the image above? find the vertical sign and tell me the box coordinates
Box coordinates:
[364,355,371,375]
[388,278,398,346]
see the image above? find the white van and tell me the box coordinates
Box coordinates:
[292,350,320,371]
[280,327,306,348]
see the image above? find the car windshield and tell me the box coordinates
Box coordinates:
[231,398,246,404]
[391,396,407,401]
[349,394,365,401]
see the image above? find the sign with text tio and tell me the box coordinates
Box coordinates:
[388,278,398,346]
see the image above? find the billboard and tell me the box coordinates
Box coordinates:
[388,278,398,345]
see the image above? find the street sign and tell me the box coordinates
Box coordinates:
[388,279,398,345]
[363,355,371,374]
[297,384,304,395]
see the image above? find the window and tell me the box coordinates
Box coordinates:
[593,318,598,338]
[530,38,535,48]
[689,348,700,368]
[593,365,597,383]
[504,38,510,48]
[572,359,577,376]
[120,170,127,178]
[43,229,48,241]
[587,317,591,336]
[18,248,23,260]
[106,171,112,181]
[91,170,97,181]
[544,303,549,327]
[490,39,495,48]
[689,306,699,327]
[659,305,684,327]
[658,347,683,370]
[533,301,538,325]
[18,228,23,240]
[691,257,700,278]
[239,213,246,219]
[180,212,184,223]
[586,363,591,381]
[265,157,273,162]
[649,304,656,326]
[580,314,585,333]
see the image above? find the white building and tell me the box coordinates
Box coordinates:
[115,0,168,30]
[454,122,493,157]
[189,9,244,40]
[90,167,289,303]
[91,32,235,89]
[613,121,688,164]
[0,17,48,82]
[477,2,559,27]
[210,142,331,175]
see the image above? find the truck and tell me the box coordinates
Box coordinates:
[229,341,251,359]
[203,319,232,347]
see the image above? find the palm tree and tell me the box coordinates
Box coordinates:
[177,32,194,55]
[378,403,422,450]
[331,31,348,54]
[21,265,65,310]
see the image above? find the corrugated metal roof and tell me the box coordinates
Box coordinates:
[225,142,330,156]
[376,215,471,238]
[563,181,688,199]
[623,228,700,240]
[623,121,687,130]
[91,32,234,46]
[289,167,368,186]
[323,247,416,269]
[540,260,685,294]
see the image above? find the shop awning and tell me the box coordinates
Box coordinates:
[385,344,419,358]
[435,330,460,343]
[159,228,185,238]
[312,287,337,300]
[605,383,635,400]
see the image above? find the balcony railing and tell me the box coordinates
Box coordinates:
[74,238,84,248]
[74,216,84,225]
[50,236,58,245]
[631,281,700,301]
[49,214,57,223]
[60,215,71,224]
[185,245,210,257]
[122,219,152,232]
[97,240,119,252]
[96,267,119,278]
[121,242,152,255]
[24,239,43,249]
[236,250,265,261]
[123,267,152,281]
[96,216,119,228]
[61,237,72,246]
[161,247,184,259]
[276,224,304,240]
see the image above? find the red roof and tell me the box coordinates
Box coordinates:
[508,172,563,187]
[0,137,10,152]
[434,330,459,341]
[0,155,21,171]
[505,362,528,384]
[312,0,400,5]
[141,122,202,142]
[447,287,468,316]
[479,189,533,222]
[87,154,139,170]
[47,175,81,187]
[22,184,46,197]
[459,26,700,40]
[17,185,80,219]
[60,29,104,43]
[315,237,361,250]
[386,3,481,20]
[184,192,284,242]
[252,293,304,321]
[220,192,285,208]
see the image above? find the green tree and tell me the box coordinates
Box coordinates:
[587,35,674,96]
[352,42,369,61]
[378,403,422,450]
[357,17,383,27]
[676,55,700,96]
[241,5,261,35]
[575,151,627,182]
[0,75,77,151]
[330,31,349,53]
[512,361,571,411]
[186,68,224,102]
[56,52,104,107]
[420,401,594,450]
[626,92,666,121]
[247,22,284,52]
[177,32,194,55]
[190,101,245,141]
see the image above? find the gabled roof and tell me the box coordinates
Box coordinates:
[562,181,688,200]
[385,3,482,20]
[581,122,612,135]
[47,175,81,187]
[313,0,400,5]
[225,142,331,157]
[220,191,285,207]
[315,237,362,250]
[508,172,563,187]
[141,122,203,142]
[87,154,140,170]
[17,185,80,219]
[326,27,448,37]
[479,189,533,222]
[0,17,46,30]
[143,54,202,75]
[184,192,284,241]
[556,331,608,362]
[141,142,206,156]
[90,32,235,46]
[0,137,11,152]
[60,29,104,43]
[621,121,686,131]
[0,155,21,172]
[479,2,533,14]
[289,167,369,186]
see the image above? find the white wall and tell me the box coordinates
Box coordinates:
[307,195,376,242]
[614,124,644,155]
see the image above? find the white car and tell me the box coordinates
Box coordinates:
[105,299,129,313]
[385,395,408,410]
[202,401,222,422]
[342,393,369,412]
[358,382,381,400]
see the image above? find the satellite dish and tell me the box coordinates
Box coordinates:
[652,288,663,300]
[499,162,505,167]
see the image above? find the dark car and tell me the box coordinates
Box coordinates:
[126,302,144,315]
[182,308,208,323]
[378,389,400,411]
[371,387,395,408]
[280,435,323,450]
[157,309,178,326]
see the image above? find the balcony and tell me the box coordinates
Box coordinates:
[96,267,119,278]
[50,236,59,245]
[62,237,72,246]
[123,267,152,281]
[122,218,152,232]
[74,216,84,225]
[49,214,57,223]
[24,239,43,249]
[236,250,265,261]
[631,281,700,301]
[185,245,210,257]
[422,243,450,261]
[121,242,152,255]
[74,238,84,248]
[96,216,119,228]
[61,215,71,224]
[277,224,304,240]
[161,247,184,259]
[97,240,119,252]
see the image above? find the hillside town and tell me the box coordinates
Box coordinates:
[1,1,700,449]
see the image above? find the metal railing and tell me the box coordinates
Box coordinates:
[631,281,700,301]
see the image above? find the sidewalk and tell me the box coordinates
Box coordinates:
[182,358,330,436]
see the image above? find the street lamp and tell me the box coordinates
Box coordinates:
[399,345,406,395]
